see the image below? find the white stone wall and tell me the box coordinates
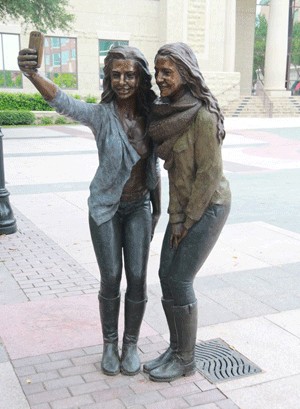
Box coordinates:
[0,0,251,101]
[0,0,161,96]
[203,71,241,108]
[187,0,206,55]
[202,0,227,71]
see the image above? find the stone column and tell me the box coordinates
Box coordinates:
[159,0,188,44]
[224,0,236,72]
[264,0,290,95]
[235,0,256,95]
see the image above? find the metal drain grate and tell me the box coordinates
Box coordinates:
[195,338,262,383]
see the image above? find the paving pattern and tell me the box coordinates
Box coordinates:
[1,118,300,409]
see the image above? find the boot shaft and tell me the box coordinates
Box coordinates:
[123,296,147,344]
[162,298,177,349]
[98,293,120,343]
[121,296,147,375]
[173,301,198,361]
[147,301,198,382]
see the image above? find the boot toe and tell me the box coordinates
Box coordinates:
[121,344,141,375]
[143,347,175,374]
[149,355,195,382]
[101,343,120,376]
[101,362,120,376]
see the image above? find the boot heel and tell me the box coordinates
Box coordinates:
[183,361,196,377]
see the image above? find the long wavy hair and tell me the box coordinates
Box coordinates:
[101,46,156,121]
[155,42,225,142]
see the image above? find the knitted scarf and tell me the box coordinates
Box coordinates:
[148,91,202,169]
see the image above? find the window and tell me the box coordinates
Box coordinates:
[61,50,69,65]
[44,36,77,89]
[0,33,22,88]
[53,53,61,66]
[99,39,129,88]
[51,37,60,48]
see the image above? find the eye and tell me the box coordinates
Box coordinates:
[126,73,135,80]
[111,72,120,79]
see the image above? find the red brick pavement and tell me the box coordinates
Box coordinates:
[0,208,240,409]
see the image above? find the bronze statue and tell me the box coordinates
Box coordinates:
[18,45,161,376]
[143,42,231,382]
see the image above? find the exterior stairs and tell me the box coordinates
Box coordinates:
[222,95,300,118]
[270,96,300,117]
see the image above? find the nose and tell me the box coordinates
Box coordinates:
[119,74,126,85]
[156,71,163,84]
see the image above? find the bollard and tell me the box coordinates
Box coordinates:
[0,127,17,235]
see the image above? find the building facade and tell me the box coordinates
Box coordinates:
[0,0,292,107]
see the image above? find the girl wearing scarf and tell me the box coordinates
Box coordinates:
[144,42,231,382]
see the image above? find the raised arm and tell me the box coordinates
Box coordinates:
[18,48,58,101]
[18,48,100,128]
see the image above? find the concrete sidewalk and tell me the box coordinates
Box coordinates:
[1,117,300,409]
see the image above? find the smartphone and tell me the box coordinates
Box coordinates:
[28,31,44,68]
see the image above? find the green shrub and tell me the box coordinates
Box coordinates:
[52,73,77,89]
[0,92,53,111]
[54,116,68,125]
[85,94,98,103]
[40,116,54,125]
[0,91,98,114]
[0,110,35,125]
[0,71,22,88]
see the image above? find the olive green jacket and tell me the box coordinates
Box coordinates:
[168,106,231,229]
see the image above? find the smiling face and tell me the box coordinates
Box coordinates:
[154,56,186,101]
[110,59,140,100]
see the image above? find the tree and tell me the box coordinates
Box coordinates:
[291,21,300,73]
[0,0,74,32]
[253,8,300,85]
[253,14,268,81]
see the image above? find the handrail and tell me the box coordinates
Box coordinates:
[256,80,273,117]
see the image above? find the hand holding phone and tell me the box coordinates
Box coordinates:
[28,31,44,68]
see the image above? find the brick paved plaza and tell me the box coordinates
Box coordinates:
[1,118,300,409]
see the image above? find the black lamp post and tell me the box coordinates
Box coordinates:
[0,127,17,235]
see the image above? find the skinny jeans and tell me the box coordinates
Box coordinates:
[159,202,231,306]
[89,194,152,302]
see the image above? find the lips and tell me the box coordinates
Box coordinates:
[159,85,169,95]
[117,88,130,93]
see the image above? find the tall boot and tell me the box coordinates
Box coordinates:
[98,293,120,376]
[143,299,177,373]
[149,301,198,382]
[121,296,147,375]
